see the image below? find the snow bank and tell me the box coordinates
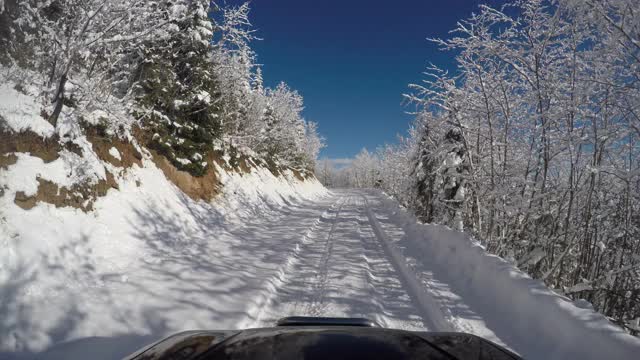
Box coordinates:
[214,163,326,220]
[370,190,640,360]
[0,149,326,359]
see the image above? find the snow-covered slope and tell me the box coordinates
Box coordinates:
[0,66,327,360]
[0,141,327,359]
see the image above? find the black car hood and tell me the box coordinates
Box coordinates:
[126,327,520,360]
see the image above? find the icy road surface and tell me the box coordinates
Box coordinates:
[2,183,639,359]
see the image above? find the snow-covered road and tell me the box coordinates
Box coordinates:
[243,189,502,337]
[250,193,430,331]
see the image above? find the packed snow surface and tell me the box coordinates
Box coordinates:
[1,180,639,359]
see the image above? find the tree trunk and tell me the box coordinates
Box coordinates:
[48,72,67,127]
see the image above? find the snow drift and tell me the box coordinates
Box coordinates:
[369,190,640,359]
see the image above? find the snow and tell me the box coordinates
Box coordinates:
[108,147,121,161]
[444,152,462,167]
[0,152,328,359]
[0,82,54,137]
[174,157,191,165]
[367,190,640,359]
[195,90,211,104]
[0,150,106,197]
[248,188,640,359]
[1,175,639,360]
[64,81,76,93]
[85,110,110,126]
[519,246,546,266]
[1,68,638,360]
[567,282,593,293]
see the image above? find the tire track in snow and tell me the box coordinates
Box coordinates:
[360,194,453,332]
[363,192,507,342]
[352,197,428,330]
[304,195,351,316]
[302,195,380,319]
[250,192,372,323]
[241,194,349,327]
[252,192,441,330]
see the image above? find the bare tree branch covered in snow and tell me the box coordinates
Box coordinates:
[337,0,640,335]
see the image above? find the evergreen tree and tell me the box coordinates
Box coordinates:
[137,0,223,176]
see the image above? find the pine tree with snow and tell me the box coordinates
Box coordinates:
[136,0,223,176]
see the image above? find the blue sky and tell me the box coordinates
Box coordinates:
[224,0,507,160]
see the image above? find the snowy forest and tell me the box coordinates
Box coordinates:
[3,0,640,357]
[0,0,324,175]
[319,0,640,334]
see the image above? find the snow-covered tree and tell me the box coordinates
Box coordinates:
[211,1,258,140]
[5,0,324,175]
[209,2,322,169]
[302,121,325,169]
[398,0,640,332]
[134,0,223,176]
[257,83,307,165]
[10,0,176,127]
